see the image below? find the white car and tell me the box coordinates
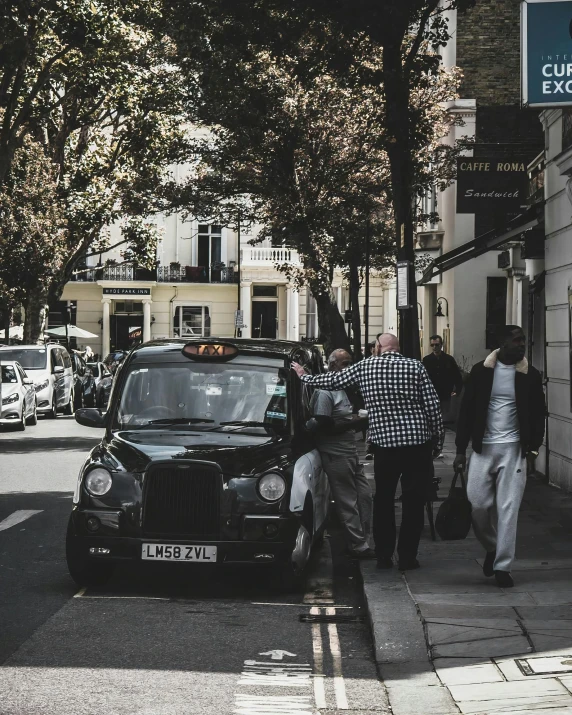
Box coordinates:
[0,361,37,430]
[0,344,74,418]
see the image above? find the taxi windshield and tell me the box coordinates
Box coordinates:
[114,361,289,433]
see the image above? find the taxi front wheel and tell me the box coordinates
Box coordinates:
[65,517,115,588]
[272,523,311,592]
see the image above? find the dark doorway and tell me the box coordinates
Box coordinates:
[485,277,508,350]
[110,315,143,351]
[252,302,277,339]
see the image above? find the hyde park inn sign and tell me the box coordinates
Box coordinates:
[522,0,572,108]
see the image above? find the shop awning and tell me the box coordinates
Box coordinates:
[418,203,544,285]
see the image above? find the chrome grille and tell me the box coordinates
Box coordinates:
[142,463,221,538]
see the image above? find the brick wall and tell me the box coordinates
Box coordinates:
[456,0,542,146]
[457,0,521,106]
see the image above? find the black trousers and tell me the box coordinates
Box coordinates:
[372,441,433,561]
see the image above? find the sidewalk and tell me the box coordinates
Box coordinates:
[359,431,572,715]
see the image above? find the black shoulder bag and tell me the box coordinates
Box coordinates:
[435,468,472,540]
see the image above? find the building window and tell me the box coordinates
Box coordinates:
[253,285,277,297]
[485,277,507,350]
[114,302,143,314]
[173,306,211,338]
[305,291,318,339]
[563,108,572,152]
[198,225,222,278]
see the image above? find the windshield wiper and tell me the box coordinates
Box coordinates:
[146,418,216,425]
[219,420,269,427]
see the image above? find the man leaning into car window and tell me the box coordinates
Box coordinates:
[306,349,375,560]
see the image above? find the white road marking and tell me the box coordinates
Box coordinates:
[234,694,313,714]
[73,587,87,598]
[0,510,43,532]
[310,606,327,710]
[326,606,349,710]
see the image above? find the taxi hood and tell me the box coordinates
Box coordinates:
[104,430,292,476]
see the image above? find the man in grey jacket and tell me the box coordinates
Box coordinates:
[306,349,374,559]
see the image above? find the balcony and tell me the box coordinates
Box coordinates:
[240,246,300,266]
[71,263,238,284]
[157,264,237,284]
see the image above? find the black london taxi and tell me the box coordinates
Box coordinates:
[67,338,330,589]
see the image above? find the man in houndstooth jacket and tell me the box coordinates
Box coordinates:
[292,333,443,571]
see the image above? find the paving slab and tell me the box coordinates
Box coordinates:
[518,607,572,621]
[456,696,572,714]
[418,604,519,620]
[529,633,572,655]
[495,654,572,682]
[449,678,569,702]
[381,682,458,715]
[426,618,522,631]
[528,591,572,605]
[434,659,505,686]
[414,592,537,606]
[432,635,531,659]
[427,622,522,646]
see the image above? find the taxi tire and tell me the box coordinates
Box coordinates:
[66,518,115,588]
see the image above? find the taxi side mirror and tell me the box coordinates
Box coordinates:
[75,408,107,428]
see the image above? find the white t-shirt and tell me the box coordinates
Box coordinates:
[483,361,520,444]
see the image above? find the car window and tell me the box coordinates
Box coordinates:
[0,348,47,369]
[61,349,72,369]
[1,365,18,383]
[52,349,64,369]
[16,365,27,382]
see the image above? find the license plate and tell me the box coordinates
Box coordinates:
[141,543,217,562]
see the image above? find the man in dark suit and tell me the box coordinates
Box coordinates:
[423,335,463,425]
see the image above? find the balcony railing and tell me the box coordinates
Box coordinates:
[241,246,300,265]
[72,264,238,284]
[157,265,237,283]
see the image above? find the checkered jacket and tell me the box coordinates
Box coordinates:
[300,352,444,449]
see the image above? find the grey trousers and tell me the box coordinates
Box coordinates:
[321,452,372,552]
[466,443,526,572]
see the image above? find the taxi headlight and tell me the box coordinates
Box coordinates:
[2,393,19,405]
[257,472,286,502]
[34,379,49,392]
[85,468,112,497]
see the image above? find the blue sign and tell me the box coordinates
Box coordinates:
[522,0,572,107]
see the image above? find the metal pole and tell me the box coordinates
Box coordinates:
[364,222,370,353]
[236,212,241,338]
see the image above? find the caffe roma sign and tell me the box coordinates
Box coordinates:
[456,159,528,214]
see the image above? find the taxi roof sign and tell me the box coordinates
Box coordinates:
[182,342,239,361]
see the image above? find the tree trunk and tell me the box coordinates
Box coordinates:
[23,285,48,344]
[348,259,363,361]
[314,288,351,357]
[382,42,420,360]
[1,306,11,345]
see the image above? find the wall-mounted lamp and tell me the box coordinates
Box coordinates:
[97,318,103,327]
[151,315,156,324]
[435,297,449,318]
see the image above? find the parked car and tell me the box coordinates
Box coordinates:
[71,353,97,409]
[67,338,329,590]
[86,361,110,387]
[0,344,74,418]
[0,360,38,430]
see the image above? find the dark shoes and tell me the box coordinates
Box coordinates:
[494,570,514,588]
[483,551,496,578]
[376,557,393,569]
[398,558,420,571]
[365,453,373,461]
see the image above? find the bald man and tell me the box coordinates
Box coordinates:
[306,349,374,558]
[292,333,443,571]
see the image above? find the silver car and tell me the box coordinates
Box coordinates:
[0,361,37,430]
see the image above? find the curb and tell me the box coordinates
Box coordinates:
[360,561,458,715]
